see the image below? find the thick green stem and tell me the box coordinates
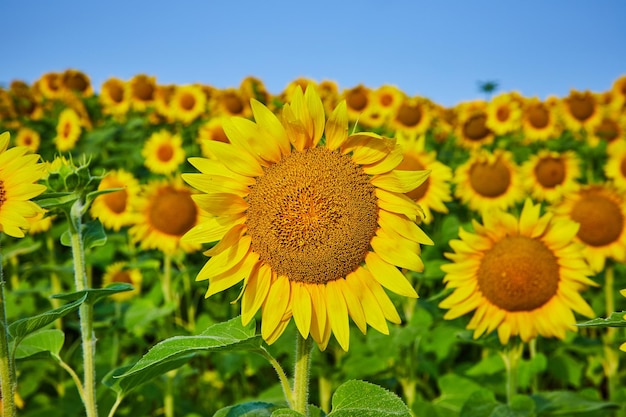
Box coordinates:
[69,205,98,417]
[258,346,294,408]
[292,334,313,416]
[500,342,523,405]
[603,264,618,401]
[0,242,17,417]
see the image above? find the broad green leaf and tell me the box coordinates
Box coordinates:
[531,391,620,415]
[52,283,134,304]
[214,401,280,417]
[82,219,107,248]
[460,389,499,417]
[577,312,626,328]
[113,317,260,395]
[271,409,304,417]
[13,329,65,360]
[433,374,484,412]
[8,293,87,339]
[1,237,42,259]
[328,380,410,417]
[35,191,79,210]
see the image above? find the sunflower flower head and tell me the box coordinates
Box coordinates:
[183,85,432,351]
[440,199,597,344]
[0,131,47,238]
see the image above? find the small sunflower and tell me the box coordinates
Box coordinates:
[240,76,271,105]
[454,149,524,213]
[100,77,130,117]
[0,131,47,238]
[61,69,93,97]
[588,111,626,149]
[486,92,523,136]
[102,262,143,302]
[183,86,432,351]
[211,88,251,118]
[129,74,157,112]
[129,177,200,254]
[395,134,453,223]
[604,140,626,190]
[521,97,562,142]
[558,90,603,133]
[391,96,434,140]
[14,127,41,152]
[197,118,230,158]
[142,130,186,175]
[440,199,597,344]
[551,184,626,273]
[27,210,54,235]
[35,72,63,100]
[521,150,581,203]
[170,84,207,124]
[342,84,372,123]
[454,101,495,149]
[609,75,626,112]
[90,170,141,231]
[54,108,82,152]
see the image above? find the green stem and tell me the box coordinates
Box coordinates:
[106,394,124,417]
[603,264,618,401]
[164,372,175,417]
[292,334,313,416]
[528,338,538,393]
[69,203,98,417]
[53,354,86,402]
[318,375,332,414]
[258,346,294,408]
[0,241,17,417]
[500,342,523,405]
[47,234,63,329]
[162,252,173,304]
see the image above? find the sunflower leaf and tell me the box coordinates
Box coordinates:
[112,317,260,395]
[51,283,134,304]
[213,401,281,417]
[576,312,626,328]
[327,380,411,417]
[531,390,620,414]
[13,329,65,360]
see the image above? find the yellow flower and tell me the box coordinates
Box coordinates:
[0,132,47,238]
[54,108,82,152]
[27,210,54,235]
[183,86,432,351]
[169,84,207,124]
[197,118,230,158]
[14,127,41,152]
[588,111,626,149]
[521,97,562,142]
[395,134,453,223]
[129,177,200,254]
[391,96,434,140]
[61,69,93,97]
[520,150,581,203]
[100,77,131,117]
[454,149,524,213]
[361,85,405,129]
[609,75,626,113]
[142,130,186,175]
[558,90,603,133]
[486,92,523,136]
[604,140,626,190]
[90,170,141,231]
[454,101,495,149]
[129,74,157,112]
[342,84,372,124]
[551,184,626,273]
[440,199,597,344]
[211,88,251,118]
[102,262,143,302]
[35,72,64,100]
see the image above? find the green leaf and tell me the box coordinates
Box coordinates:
[433,374,484,412]
[52,283,134,304]
[460,389,499,417]
[113,317,260,395]
[576,312,626,328]
[213,401,281,417]
[531,391,620,415]
[271,409,304,417]
[328,380,410,417]
[8,293,87,339]
[35,191,79,210]
[13,329,65,360]
[59,220,107,249]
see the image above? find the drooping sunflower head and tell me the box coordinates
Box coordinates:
[170,84,207,124]
[141,130,186,175]
[521,149,581,203]
[54,108,82,152]
[0,131,47,238]
[102,262,143,302]
[182,85,432,351]
[90,169,141,232]
[440,199,597,344]
[551,183,626,273]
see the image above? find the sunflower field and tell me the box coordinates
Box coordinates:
[1,70,626,417]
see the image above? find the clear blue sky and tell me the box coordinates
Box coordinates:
[2,0,625,107]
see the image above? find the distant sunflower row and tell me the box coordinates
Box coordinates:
[2,69,626,347]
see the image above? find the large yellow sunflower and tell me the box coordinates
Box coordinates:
[395,134,453,224]
[454,149,524,213]
[54,108,82,152]
[142,130,186,175]
[521,149,581,203]
[551,184,626,273]
[604,140,626,190]
[182,86,432,351]
[485,92,523,136]
[14,127,41,153]
[454,101,495,149]
[440,199,597,344]
[129,177,200,254]
[99,77,130,118]
[90,169,141,231]
[169,84,207,124]
[0,131,47,238]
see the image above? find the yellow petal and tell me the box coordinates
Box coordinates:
[362,146,404,175]
[200,141,263,177]
[375,188,423,221]
[304,85,326,147]
[251,99,291,157]
[182,214,245,244]
[370,229,425,272]
[261,275,291,341]
[336,279,367,334]
[197,235,251,281]
[371,169,431,193]
[291,281,312,338]
[325,101,348,151]
[325,280,350,351]
[346,270,388,335]
[187,157,256,186]
[378,209,433,245]
[342,133,396,165]
[241,263,272,325]
[364,252,418,298]
[308,283,327,340]
[358,268,401,324]
[223,117,281,164]
[182,173,249,196]
[192,193,248,216]
[205,251,259,298]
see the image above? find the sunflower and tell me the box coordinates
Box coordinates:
[182,86,432,351]
[211,88,251,118]
[604,140,626,190]
[454,149,524,213]
[129,74,157,112]
[395,134,453,223]
[454,100,495,149]
[61,69,93,97]
[551,184,626,273]
[99,77,130,117]
[129,177,200,254]
[14,127,41,152]
[90,170,141,231]
[10,80,42,120]
[54,108,82,152]
[0,131,47,238]
[588,111,626,149]
[439,199,596,344]
[558,90,603,133]
[35,72,63,100]
[317,80,340,115]
[169,84,207,124]
[152,84,176,122]
[142,130,186,175]
[27,210,54,235]
[391,96,434,140]
[521,97,562,142]
[197,117,230,158]
[342,84,372,124]
[486,92,523,136]
[240,76,271,105]
[521,149,581,203]
[609,75,626,112]
[102,262,143,302]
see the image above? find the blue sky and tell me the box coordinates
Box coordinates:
[2,0,625,107]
